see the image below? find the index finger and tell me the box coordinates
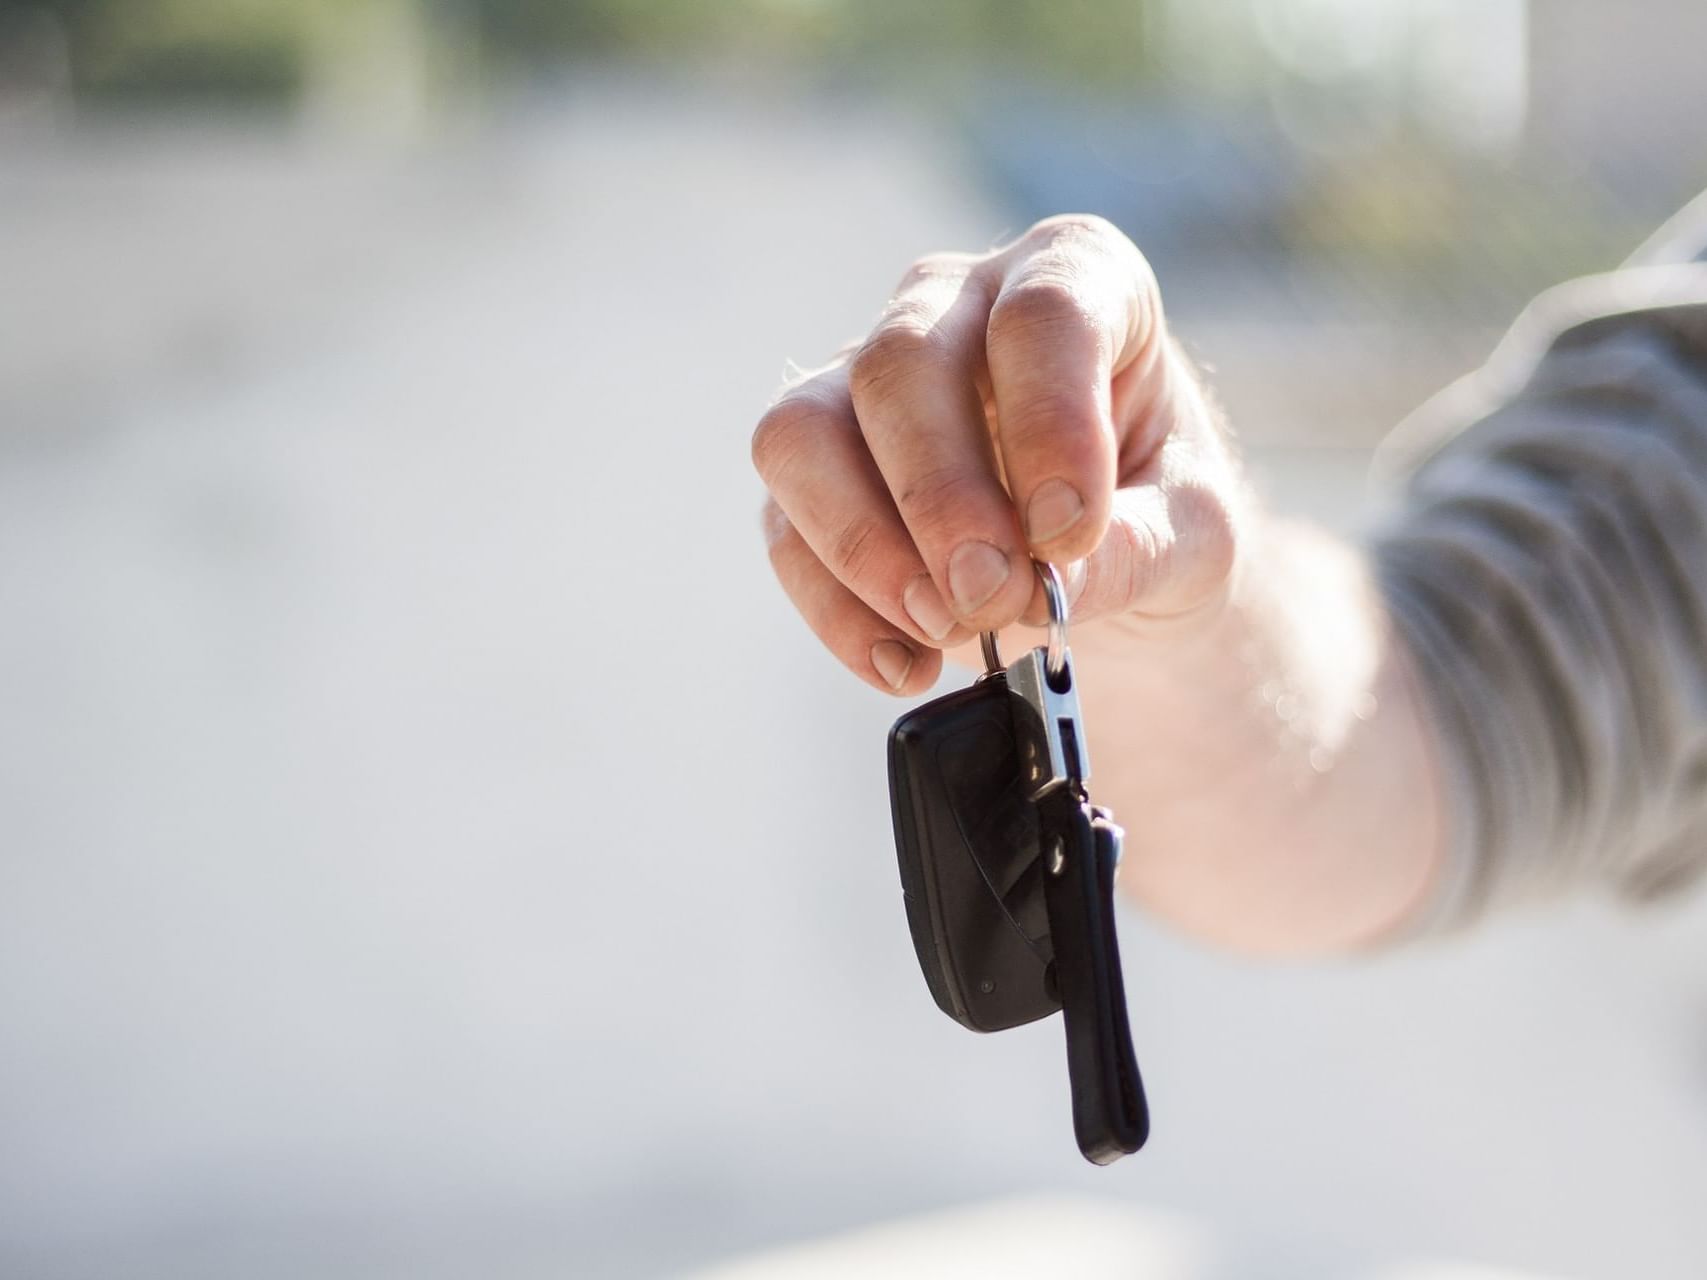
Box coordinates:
[846,258,1035,632]
[985,215,1164,563]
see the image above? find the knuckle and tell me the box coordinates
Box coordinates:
[1002,387,1104,454]
[1175,481,1239,588]
[895,250,975,291]
[848,320,941,408]
[827,515,882,581]
[1018,214,1157,323]
[1114,514,1163,611]
[750,396,828,482]
[988,276,1092,346]
[895,465,987,539]
[1025,212,1124,256]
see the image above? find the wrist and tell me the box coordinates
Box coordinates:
[1069,515,1438,952]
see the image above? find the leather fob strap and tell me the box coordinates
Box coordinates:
[1038,791,1149,1164]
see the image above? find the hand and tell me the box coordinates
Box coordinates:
[752,215,1442,952]
[752,214,1244,694]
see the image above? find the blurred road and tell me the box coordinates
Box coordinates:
[3,77,1706,1279]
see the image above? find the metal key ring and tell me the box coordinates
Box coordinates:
[979,561,1069,680]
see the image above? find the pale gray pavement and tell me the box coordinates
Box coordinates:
[3,77,1706,1279]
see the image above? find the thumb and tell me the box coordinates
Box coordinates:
[1068,411,1244,626]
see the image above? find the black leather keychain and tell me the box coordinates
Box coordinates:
[888,562,1148,1164]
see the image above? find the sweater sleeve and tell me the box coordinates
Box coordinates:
[1373,198,1707,931]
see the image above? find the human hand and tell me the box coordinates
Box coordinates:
[752,214,1243,693]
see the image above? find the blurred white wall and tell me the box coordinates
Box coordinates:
[2,74,1706,1280]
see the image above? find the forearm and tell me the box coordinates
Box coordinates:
[1068,516,1446,955]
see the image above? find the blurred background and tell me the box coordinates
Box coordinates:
[3,2,1707,1277]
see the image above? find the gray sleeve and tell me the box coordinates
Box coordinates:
[1373,202,1707,932]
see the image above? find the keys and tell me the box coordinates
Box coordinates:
[889,675,1058,1033]
[887,562,1149,1164]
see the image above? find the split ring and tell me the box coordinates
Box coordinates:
[978,561,1069,680]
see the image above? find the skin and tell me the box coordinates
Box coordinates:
[752,215,1446,955]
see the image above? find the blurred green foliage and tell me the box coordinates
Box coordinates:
[474,0,1160,87]
[16,0,320,102]
[2,0,1675,304]
[12,0,1165,103]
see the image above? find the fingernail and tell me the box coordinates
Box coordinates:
[1026,479,1084,544]
[947,541,1012,615]
[903,576,956,642]
[871,640,914,690]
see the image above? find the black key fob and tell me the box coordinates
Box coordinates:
[1038,792,1149,1163]
[887,676,1059,1032]
[884,562,1149,1164]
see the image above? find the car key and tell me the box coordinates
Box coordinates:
[887,562,1149,1163]
[1007,612,1150,1164]
[888,665,1058,1033]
